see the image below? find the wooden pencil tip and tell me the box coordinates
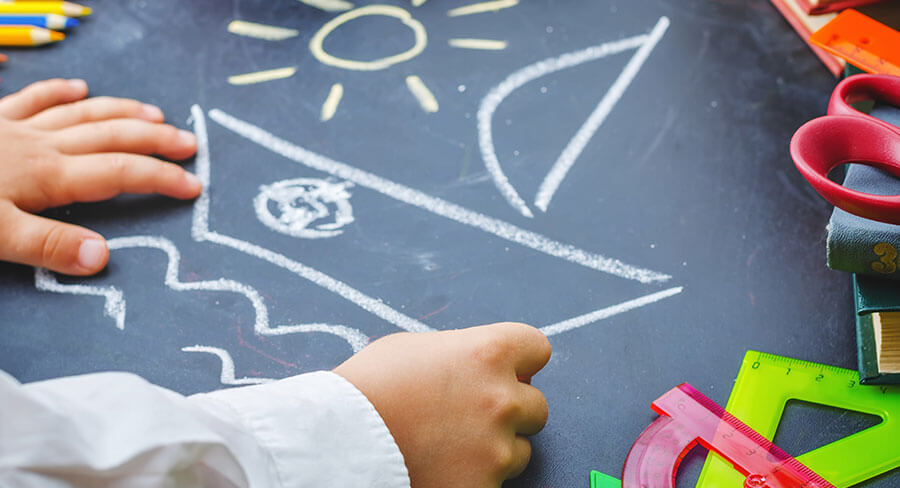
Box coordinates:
[49,31,65,42]
[62,3,92,17]
[0,53,7,63]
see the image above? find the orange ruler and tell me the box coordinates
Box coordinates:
[811,9,900,76]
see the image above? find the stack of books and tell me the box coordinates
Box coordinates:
[773,0,900,384]
[768,0,889,76]
[826,104,900,384]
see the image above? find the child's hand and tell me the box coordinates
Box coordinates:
[0,78,200,276]
[334,322,552,487]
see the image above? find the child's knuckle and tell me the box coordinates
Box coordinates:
[471,336,510,366]
[489,441,516,472]
[39,225,68,264]
[481,384,519,420]
[107,154,129,178]
[98,122,123,145]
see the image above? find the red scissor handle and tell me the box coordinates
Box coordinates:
[791,114,900,224]
[829,74,900,118]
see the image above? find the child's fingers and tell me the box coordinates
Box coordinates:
[488,322,552,379]
[512,383,549,436]
[55,154,202,204]
[0,79,88,120]
[25,97,164,130]
[50,119,197,160]
[0,201,108,275]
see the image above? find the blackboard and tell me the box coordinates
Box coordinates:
[1,0,894,486]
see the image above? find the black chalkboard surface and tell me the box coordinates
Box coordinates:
[1,0,895,486]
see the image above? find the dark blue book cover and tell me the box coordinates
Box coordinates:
[826,105,900,279]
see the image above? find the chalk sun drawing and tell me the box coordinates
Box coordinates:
[255,178,355,239]
[227,0,512,118]
[199,106,683,336]
[478,16,669,217]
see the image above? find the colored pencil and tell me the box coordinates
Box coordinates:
[0,52,7,62]
[0,14,78,29]
[0,2,91,17]
[0,25,63,46]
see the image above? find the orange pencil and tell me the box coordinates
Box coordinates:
[0,25,63,46]
[0,53,7,62]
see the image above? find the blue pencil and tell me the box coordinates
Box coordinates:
[0,14,79,30]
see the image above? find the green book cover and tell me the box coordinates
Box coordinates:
[854,274,900,384]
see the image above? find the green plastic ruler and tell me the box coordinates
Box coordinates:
[589,470,621,488]
[696,351,900,487]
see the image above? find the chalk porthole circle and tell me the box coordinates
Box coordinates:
[309,5,427,71]
[255,178,355,239]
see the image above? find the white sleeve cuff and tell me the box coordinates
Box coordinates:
[190,371,410,488]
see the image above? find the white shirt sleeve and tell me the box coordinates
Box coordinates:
[0,369,410,488]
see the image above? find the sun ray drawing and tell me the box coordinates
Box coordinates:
[227,20,299,41]
[227,67,297,86]
[321,83,344,121]
[447,0,519,17]
[405,75,439,113]
[297,0,354,12]
[448,38,507,50]
[228,0,516,120]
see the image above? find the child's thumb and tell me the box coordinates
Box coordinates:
[0,202,108,275]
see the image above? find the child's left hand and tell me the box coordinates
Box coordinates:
[0,78,201,276]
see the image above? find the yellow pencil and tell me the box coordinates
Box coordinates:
[0,2,91,17]
[0,25,64,46]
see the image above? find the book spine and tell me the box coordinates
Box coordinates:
[854,274,900,385]
[828,234,900,281]
[856,305,881,384]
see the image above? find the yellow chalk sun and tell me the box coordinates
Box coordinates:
[226,0,519,120]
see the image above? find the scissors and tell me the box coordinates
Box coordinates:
[791,74,900,225]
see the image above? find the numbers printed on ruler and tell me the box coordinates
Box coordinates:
[810,9,900,76]
[696,351,900,488]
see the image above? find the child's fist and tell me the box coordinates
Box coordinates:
[335,322,552,488]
